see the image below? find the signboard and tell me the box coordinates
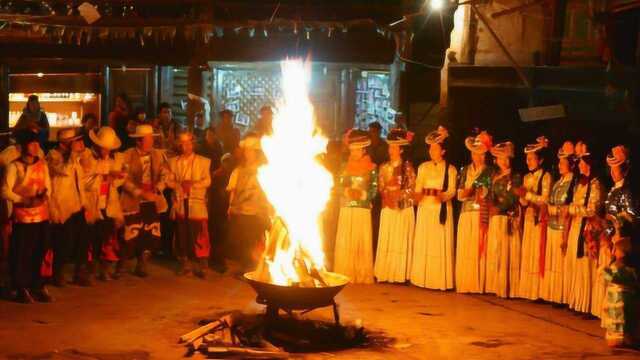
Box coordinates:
[518,104,566,122]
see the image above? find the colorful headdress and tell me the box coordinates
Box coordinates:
[464,131,493,154]
[607,145,629,168]
[490,141,515,159]
[425,126,449,145]
[574,141,591,159]
[557,141,575,159]
[524,136,549,154]
[386,128,414,146]
[344,129,371,149]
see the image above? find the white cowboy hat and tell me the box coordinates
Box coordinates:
[464,131,493,154]
[129,124,159,138]
[557,141,575,159]
[425,126,449,145]
[607,145,629,167]
[524,136,549,154]
[57,127,83,142]
[89,127,121,150]
[490,141,515,159]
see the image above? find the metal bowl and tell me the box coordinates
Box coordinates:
[244,271,349,310]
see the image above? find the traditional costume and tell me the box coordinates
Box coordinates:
[167,132,212,278]
[82,127,125,280]
[47,128,91,286]
[2,130,53,303]
[485,142,522,298]
[518,137,553,300]
[455,131,494,293]
[226,135,270,273]
[566,142,602,313]
[334,130,377,284]
[120,125,168,277]
[410,126,457,290]
[540,141,576,303]
[374,129,416,283]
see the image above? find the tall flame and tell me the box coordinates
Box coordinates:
[257,59,333,286]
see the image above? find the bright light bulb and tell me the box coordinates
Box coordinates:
[430,0,444,10]
[36,72,44,78]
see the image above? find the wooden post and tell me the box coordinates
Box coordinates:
[338,69,355,136]
[547,0,568,66]
[0,64,8,131]
[147,65,159,117]
[100,65,110,126]
[187,64,204,130]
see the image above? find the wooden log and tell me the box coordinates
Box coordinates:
[179,314,233,343]
[206,346,289,359]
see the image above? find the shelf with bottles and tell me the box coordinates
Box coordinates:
[9,93,97,103]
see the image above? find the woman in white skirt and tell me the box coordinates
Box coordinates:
[517,136,552,300]
[485,142,522,298]
[455,131,494,293]
[334,129,378,284]
[410,126,457,290]
[374,128,416,283]
[540,141,576,304]
[566,141,603,314]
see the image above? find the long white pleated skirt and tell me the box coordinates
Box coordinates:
[567,217,592,313]
[591,247,612,319]
[334,207,374,284]
[455,210,485,293]
[519,214,544,300]
[410,201,454,290]
[374,207,415,283]
[562,220,580,304]
[539,227,566,303]
[485,215,521,298]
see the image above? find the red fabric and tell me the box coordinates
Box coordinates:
[142,183,153,192]
[99,182,109,196]
[40,249,53,278]
[194,220,210,259]
[101,232,120,262]
[478,194,489,259]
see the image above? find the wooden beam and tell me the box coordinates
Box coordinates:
[491,0,548,19]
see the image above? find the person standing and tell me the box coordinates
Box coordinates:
[485,141,522,298]
[456,131,494,293]
[374,128,416,283]
[566,141,603,314]
[226,134,270,274]
[14,95,50,149]
[120,124,168,278]
[334,130,377,284]
[108,93,131,150]
[167,132,211,278]
[79,113,98,148]
[517,136,552,300]
[82,127,126,281]
[540,141,576,304]
[2,129,53,303]
[209,153,234,272]
[254,105,273,137]
[217,110,241,155]
[196,126,224,172]
[410,126,457,290]
[47,128,91,287]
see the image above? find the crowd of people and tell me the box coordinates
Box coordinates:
[0,93,637,348]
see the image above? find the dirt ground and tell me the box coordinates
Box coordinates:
[0,261,638,360]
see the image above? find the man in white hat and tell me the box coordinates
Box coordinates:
[83,127,126,281]
[120,124,168,277]
[47,127,91,287]
[166,131,211,278]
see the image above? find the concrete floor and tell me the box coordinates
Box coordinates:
[0,261,638,360]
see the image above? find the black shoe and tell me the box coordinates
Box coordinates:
[15,288,35,304]
[33,287,54,303]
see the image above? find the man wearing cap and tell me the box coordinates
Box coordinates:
[120,124,168,277]
[82,127,126,281]
[47,127,91,287]
[2,129,53,303]
[166,132,211,278]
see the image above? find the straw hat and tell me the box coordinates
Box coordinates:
[239,135,261,150]
[89,127,121,150]
[557,141,575,159]
[490,141,515,158]
[524,136,549,154]
[344,129,371,149]
[425,126,449,145]
[57,127,83,143]
[386,128,414,146]
[129,124,159,138]
[607,145,629,167]
[464,131,493,154]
